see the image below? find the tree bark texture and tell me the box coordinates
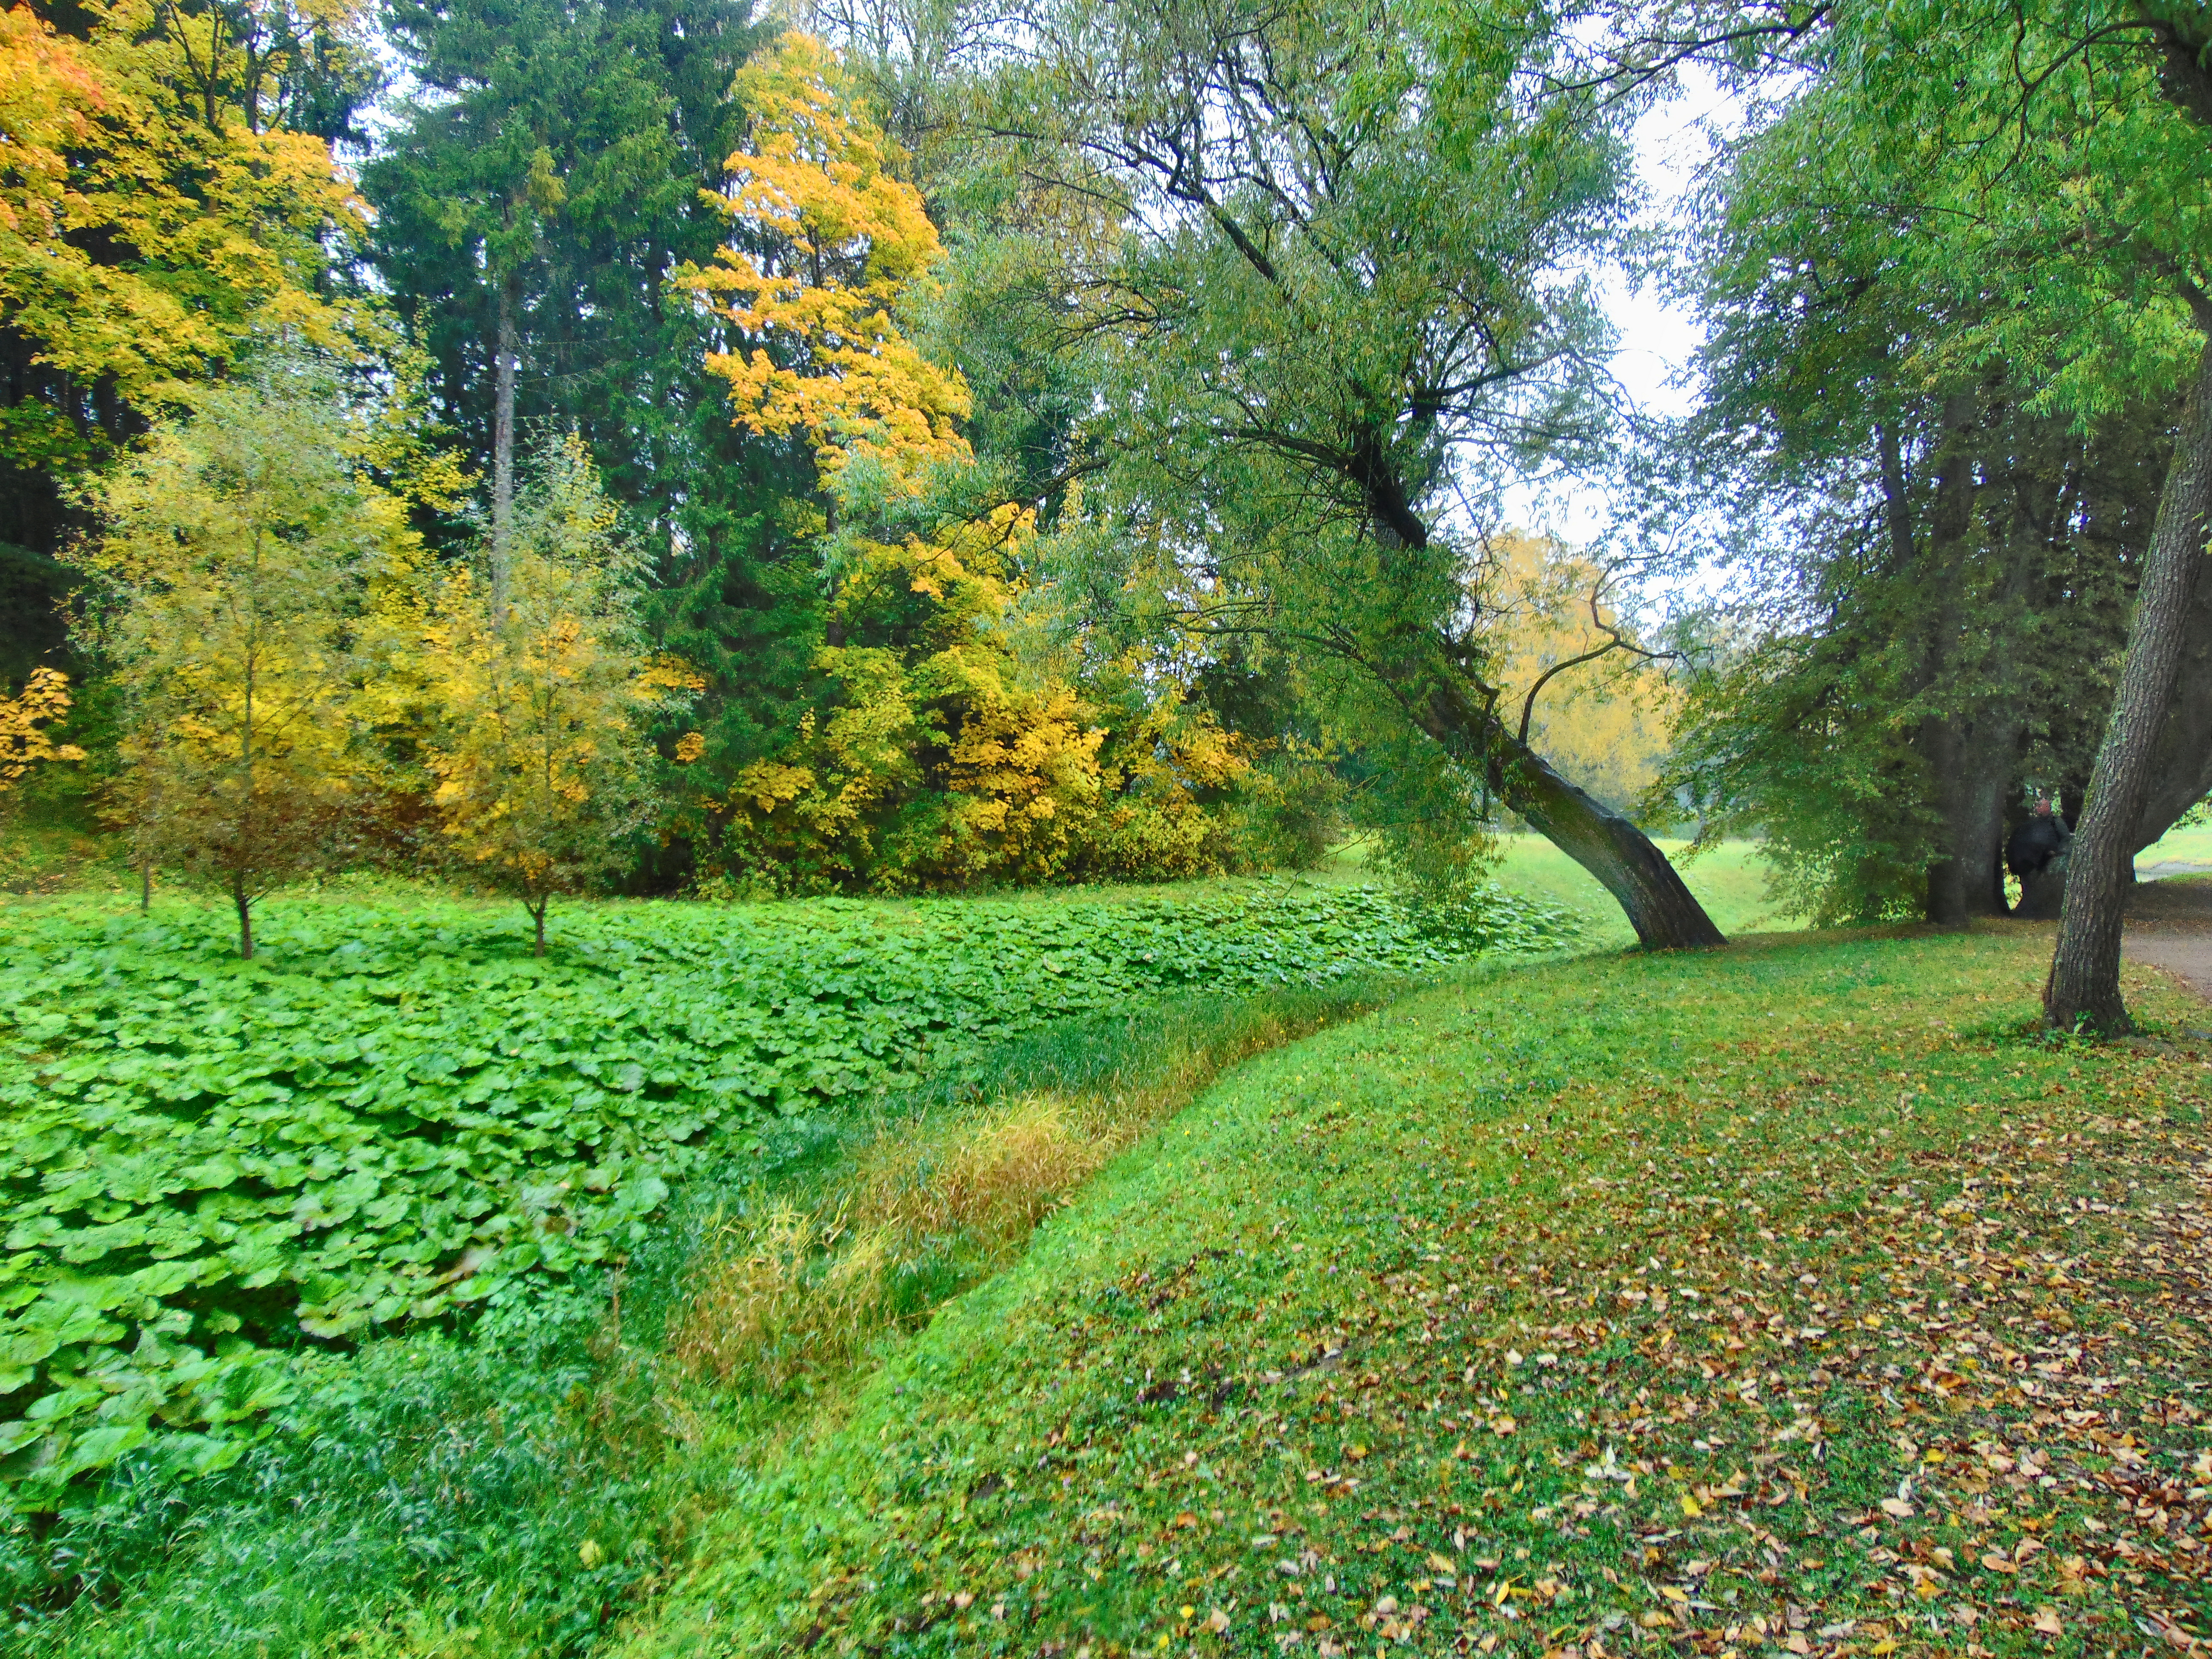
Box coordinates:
[2046,336,2212,1033]
[1923,723,2018,926]
[1904,393,2013,928]
[234,877,254,962]
[2132,563,2212,848]
[1499,736,1726,949]
[492,273,518,626]
[1409,668,1726,950]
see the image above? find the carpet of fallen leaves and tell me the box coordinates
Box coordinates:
[629,929,2212,1659]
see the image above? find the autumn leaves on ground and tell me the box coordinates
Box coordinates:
[17,904,2209,1659]
[617,928,2212,1659]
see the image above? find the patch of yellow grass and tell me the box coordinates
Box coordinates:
[665,1002,1344,1399]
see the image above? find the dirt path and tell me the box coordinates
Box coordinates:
[2125,874,2212,998]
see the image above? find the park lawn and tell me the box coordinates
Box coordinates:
[1483,836,1796,945]
[2139,824,2212,873]
[620,924,2210,1659]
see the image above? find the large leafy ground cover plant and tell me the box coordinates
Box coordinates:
[0,882,1579,1508]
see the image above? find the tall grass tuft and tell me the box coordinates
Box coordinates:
[665,981,1400,1398]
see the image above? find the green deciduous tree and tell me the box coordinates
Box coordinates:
[1662,84,2170,924]
[1640,0,2212,1021]
[957,0,1722,946]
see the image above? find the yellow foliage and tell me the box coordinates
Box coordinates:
[0,2,369,469]
[1480,531,1680,812]
[409,438,690,949]
[82,364,407,951]
[680,31,968,486]
[0,667,85,791]
[684,33,1254,890]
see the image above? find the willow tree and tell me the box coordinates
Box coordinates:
[974,0,1722,947]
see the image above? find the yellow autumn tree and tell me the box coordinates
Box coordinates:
[683,29,969,487]
[680,33,1123,891]
[1480,532,1681,817]
[411,436,699,954]
[78,357,413,957]
[0,667,85,801]
[0,1,370,478]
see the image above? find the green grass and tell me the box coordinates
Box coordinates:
[1480,835,1797,944]
[18,839,2203,1658]
[0,881,1579,1509]
[10,980,1409,1656]
[2137,823,2212,871]
[608,926,2210,1659]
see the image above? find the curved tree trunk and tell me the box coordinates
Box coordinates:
[1495,733,1727,950]
[1407,668,1726,950]
[2047,334,2212,1033]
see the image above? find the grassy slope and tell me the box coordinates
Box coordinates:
[624,928,2209,1659]
[2139,824,2212,871]
[24,984,1416,1659]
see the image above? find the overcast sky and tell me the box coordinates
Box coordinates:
[1498,70,1742,543]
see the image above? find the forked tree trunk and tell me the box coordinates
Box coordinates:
[2046,335,2212,1033]
[531,899,547,957]
[1411,670,1726,950]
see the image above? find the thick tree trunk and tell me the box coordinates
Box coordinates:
[1406,668,1725,949]
[492,273,519,627]
[1921,713,2018,927]
[1495,734,1726,950]
[2046,336,2212,1033]
[2132,562,2212,849]
[234,876,254,962]
[1908,393,1997,927]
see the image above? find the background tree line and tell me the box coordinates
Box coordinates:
[3,0,2211,1026]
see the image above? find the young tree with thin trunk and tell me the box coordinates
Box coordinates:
[413,436,696,954]
[75,362,403,958]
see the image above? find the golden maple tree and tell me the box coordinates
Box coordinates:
[0,1,370,475]
[0,667,85,796]
[681,29,969,488]
[682,32,1261,892]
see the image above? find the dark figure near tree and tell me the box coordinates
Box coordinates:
[2008,801,2072,920]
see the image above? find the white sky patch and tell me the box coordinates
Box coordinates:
[1499,68,1744,544]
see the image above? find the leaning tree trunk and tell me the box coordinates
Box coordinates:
[1410,671,1725,949]
[2132,549,2212,850]
[1495,734,1727,949]
[2047,334,2212,1033]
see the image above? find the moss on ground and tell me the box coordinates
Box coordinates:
[621,927,2212,1659]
